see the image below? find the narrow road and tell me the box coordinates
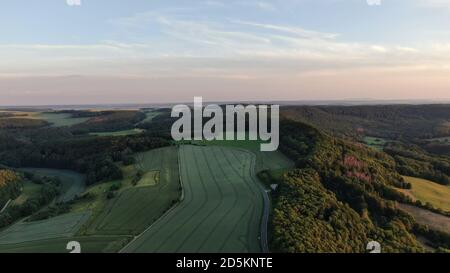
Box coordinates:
[245,150,270,253]
[258,186,271,253]
[0,199,11,214]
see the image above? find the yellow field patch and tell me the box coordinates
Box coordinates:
[402,176,450,212]
[137,171,160,187]
[0,111,38,119]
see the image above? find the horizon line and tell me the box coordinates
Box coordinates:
[2,98,450,110]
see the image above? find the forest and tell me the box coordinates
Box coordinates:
[271,119,450,252]
[281,104,450,140]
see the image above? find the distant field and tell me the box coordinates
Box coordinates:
[0,116,48,129]
[1,111,88,127]
[78,146,180,237]
[191,137,294,172]
[0,111,39,119]
[139,110,162,124]
[0,212,90,246]
[88,128,144,137]
[36,113,89,127]
[19,168,86,203]
[122,145,264,253]
[363,136,388,151]
[401,176,450,212]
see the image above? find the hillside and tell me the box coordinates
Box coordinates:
[282,105,450,140]
[270,119,450,252]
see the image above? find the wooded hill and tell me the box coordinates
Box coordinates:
[281,104,450,140]
[270,119,450,252]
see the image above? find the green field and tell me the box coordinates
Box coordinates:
[363,136,388,151]
[139,109,162,124]
[402,176,450,212]
[137,171,160,187]
[189,137,293,172]
[122,145,265,253]
[0,111,88,127]
[0,212,90,246]
[36,113,89,127]
[0,147,180,253]
[88,128,145,137]
[0,169,89,252]
[19,168,86,203]
[0,235,129,253]
[0,142,292,253]
[79,147,180,237]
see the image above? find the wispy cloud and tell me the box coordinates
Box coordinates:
[2,1,450,104]
[415,0,450,8]
[233,20,339,39]
[250,1,277,12]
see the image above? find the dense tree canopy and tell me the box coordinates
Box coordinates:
[271,119,449,252]
[0,169,21,208]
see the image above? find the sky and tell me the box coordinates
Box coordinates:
[1,0,450,105]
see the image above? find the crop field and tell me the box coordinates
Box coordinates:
[137,171,160,187]
[0,111,89,127]
[0,212,91,246]
[191,138,294,172]
[401,176,450,211]
[363,136,389,151]
[0,116,48,129]
[0,111,39,119]
[36,113,89,127]
[2,111,88,127]
[122,145,264,253]
[0,143,290,253]
[0,235,129,253]
[88,128,145,137]
[80,146,180,237]
[19,168,86,203]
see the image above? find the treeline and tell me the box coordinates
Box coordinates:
[0,118,48,129]
[0,169,21,209]
[0,134,170,185]
[271,169,423,253]
[57,110,106,118]
[137,109,175,136]
[281,104,450,140]
[0,110,145,132]
[272,119,449,252]
[70,110,146,134]
[385,142,450,186]
[421,141,450,157]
